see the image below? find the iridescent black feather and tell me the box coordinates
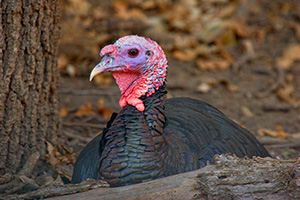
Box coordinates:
[72,84,269,186]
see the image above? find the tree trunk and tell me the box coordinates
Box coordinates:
[0,0,61,176]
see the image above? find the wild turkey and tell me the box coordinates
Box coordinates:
[72,35,270,187]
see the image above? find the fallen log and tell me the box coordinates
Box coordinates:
[47,155,300,200]
[3,155,299,200]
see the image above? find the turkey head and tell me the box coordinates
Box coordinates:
[90,35,168,111]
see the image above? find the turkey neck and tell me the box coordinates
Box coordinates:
[99,84,168,186]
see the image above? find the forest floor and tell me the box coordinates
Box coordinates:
[3,0,300,199]
[58,0,300,165]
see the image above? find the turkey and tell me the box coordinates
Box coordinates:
[72,35,270,187]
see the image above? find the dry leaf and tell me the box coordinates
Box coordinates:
[113,0,144,20]
[141,1,156,10]
[196,78,238,93]
[214,3,238,19]
[58,54,68,70]
[276,44,300,69]
[219,79,239,92]
[218,48,234,64]
[75,101,95,117]
[241,106,254,117]
[46,141,61,166]
[173,35,197,49]
[166,5,191,32]
[66,0,91,17]
[199,19,251,45]
[276,84,296,104]
[216,29,237,46]
[257,126,290,138]
[195,45,213,57]
[127,8,144,19]
[93,7,108,20]
[226,82,239,92]
[275,75,296,104]
[198,19,226,43]
[97,99,114,121]
[58,145,77,165]
[173,49,197,61]
[46,142,77,166]
[113,0,128,18]
[229,19,253,38]
[59,106,69,118]
[196,58,230,71]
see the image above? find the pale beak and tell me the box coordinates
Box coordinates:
[89,55,114,81]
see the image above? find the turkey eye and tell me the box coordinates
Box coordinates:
[128,49,139,57]
[146,50,153,57]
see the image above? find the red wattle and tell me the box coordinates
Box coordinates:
[112,71,141,96]
[113,71,148,112]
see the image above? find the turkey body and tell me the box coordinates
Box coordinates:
[72,85,270,186]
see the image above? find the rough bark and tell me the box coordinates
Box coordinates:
[9,155,299,200]
[0,0,61,175]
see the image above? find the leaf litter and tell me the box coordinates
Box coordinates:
[4,0,300,199]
